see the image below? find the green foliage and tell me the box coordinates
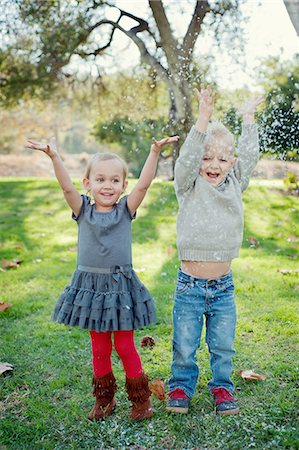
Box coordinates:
[0,178,298,449]
[94,116,170,176]
[283,172,299,195]
[223,106,242,137]
[257,55,299,158]
[0,0,91,106]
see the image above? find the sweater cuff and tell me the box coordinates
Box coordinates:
[188,125,206,143]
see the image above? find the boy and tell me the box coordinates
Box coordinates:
[167,85,263,415]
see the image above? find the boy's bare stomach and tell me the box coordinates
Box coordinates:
[181,260,231,280]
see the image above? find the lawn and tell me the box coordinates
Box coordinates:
[0,177,298,450]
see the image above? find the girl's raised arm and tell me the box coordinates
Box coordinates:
[127,135,179,216]
[25,138,82,216]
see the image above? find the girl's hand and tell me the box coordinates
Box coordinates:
[25,137,58,158]
[194,83,214,119]
[151,135,180,154]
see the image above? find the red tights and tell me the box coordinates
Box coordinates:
[89,330,143,378]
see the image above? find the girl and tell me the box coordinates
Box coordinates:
[26,134,179,421]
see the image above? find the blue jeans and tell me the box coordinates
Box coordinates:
[168,269,236,398]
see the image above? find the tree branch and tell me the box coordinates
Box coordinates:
[74,19,169,80]
[148,0,178,54]
[182,1,210,58]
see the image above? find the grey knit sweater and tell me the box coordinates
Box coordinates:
[174,124,259,262]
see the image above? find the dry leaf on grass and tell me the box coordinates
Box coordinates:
[237,369,266,380]
[248,236,259,248]
[149,378,165,401]
[0,302,12,312]
[277,269,299,275]
[166,246,175,255]
[0,362,14,376]
[2,258,23,269]
[140,335,156,348]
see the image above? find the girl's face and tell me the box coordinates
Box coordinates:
[200,140,236,187]
[83,159,128,211]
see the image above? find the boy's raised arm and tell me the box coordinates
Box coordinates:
[174,84,213,195]
[235,96,264,191]
[25,138,82,216]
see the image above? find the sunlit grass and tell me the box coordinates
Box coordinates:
[0,178,298,450]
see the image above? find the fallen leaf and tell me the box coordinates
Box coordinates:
[166,246,175,255]
[0,362,14,375]
[277,269,299,275]
[2,258,22,269]
[0,302,12,312]
[140,335,156,348]
[149,378,165,400]
[287,235,299,243]
[237,369,266,380]
[248,236,259,248]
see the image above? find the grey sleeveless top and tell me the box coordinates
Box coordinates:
[73,194,135,269]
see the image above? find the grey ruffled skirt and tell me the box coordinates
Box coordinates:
[51,265,156,332]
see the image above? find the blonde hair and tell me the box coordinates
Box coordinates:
[84,153,128,179]
[204,122,235,156]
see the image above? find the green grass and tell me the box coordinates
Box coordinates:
[0,177,298,450]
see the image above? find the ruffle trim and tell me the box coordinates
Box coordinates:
[51,269,156,332]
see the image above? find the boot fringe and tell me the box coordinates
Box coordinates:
[92,372,117,398]
[125,373,151,403]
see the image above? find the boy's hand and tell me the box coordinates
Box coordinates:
[25,137,58,158]
[237,96,265,124]
[151,135,180,154]
[194,83,214,119]
[194,84,214,132]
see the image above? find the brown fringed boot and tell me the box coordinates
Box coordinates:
[125,373,153,421]
[88,372,117,421]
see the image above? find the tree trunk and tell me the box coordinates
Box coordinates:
[283,0,299,35]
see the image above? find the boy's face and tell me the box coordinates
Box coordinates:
[200,140,236,187]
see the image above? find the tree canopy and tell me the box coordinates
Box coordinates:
[1,0,244,136]
[258,55,299,158]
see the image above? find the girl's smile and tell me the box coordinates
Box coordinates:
[84,159,128,211]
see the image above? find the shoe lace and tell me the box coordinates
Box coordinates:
[212,388,234,405]
[169,388,188,400]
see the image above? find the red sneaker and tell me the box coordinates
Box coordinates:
[166,388,190,414]
[212,387,239,415]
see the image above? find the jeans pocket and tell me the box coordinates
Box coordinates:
[176,279,193,294]
[219,281,235,295]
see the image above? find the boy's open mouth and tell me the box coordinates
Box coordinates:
[207,173,219,179]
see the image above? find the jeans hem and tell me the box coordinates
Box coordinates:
[208,385,234,395]
[168,385,193,399]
